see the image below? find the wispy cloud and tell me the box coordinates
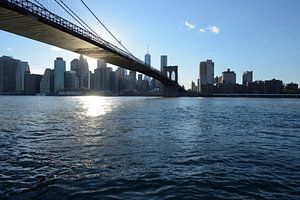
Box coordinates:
[50,46,63,51]
[207,25,220,34]
[184,21,195,30]
[6,48,13,51]
[199,28,205,33]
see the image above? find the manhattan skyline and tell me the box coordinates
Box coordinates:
[1,0,300,88]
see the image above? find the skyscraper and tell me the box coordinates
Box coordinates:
[0,56,20,93]
[70,59,79,71]
[24,74,42,94]
[78,55,90,89]
[199,60,214,85]
[54,57,66,93]
[40,68,54,94]
[97,60,107,68]
[64,71,79,89]
[71,55,90,89]
[145,52,151,66]
[144,47,151,81]
[242,71,253,86]
[94,63,112,91]
[160,55,168,72]
[222,69,236,84]
[116,67,127,93]
[15,61,30,93]
[199,59,214,93]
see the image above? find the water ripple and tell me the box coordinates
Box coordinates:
[0,96,300,199]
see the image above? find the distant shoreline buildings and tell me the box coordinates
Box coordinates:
[1,54,299,96]
[0,51,164,96]
[190,59,299,95]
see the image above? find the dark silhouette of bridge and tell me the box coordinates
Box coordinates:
[0,0,185,96]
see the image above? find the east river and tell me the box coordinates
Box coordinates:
[0,96,299,199]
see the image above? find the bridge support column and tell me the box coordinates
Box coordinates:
[163,84,178,97]
[162,65,180,97]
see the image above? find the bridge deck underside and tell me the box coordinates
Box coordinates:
[0,5,173,84]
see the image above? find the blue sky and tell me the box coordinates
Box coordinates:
[1,0,300,88]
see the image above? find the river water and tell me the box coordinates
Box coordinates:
[0,96,299,199]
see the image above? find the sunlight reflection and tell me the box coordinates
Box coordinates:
[80,96,112,117]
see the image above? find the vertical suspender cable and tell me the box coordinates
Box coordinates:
[79,0,133,56]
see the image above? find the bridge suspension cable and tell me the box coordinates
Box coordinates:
[33,0,46,9]
[79,0,133,56]
[56,0,101,38]
[53,0,92,35]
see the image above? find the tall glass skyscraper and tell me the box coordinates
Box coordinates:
[160,55,168,72]
[54,57,66,93]
[199,60,214,84]
[0,56,20,93]
[15,61,30,93]
[199,59,214,94]
[145,53,151,66]
[144,48,151,81]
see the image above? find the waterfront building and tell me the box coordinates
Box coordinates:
[248,81,265,94]
[137,74,143,91]
[109,71,117,92]
[15,61,30,93]
[198,59,214,94]
[0,56,20,93]
[40,68,54,94]
[129,70,137,89]
[150,79,160,91]
[222,69,236,85]
[284,82,299,94]
[242,71,253,86]
[116,67,127,80]
[126,70,137,91]
[71,55,90,89]
[116,67,127,93]
[64,71,79,89]
[129,70,136,82]
[78,55,90,89]
[141,80,149,92]
[97,60,107,68]
[70,59,79,71]
[191,81,198,93]
[264,79,283,94]
[54,57,66,93]
[94,64,112,91]
[24,74,42,94]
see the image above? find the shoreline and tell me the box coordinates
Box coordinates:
[1,93,300,98]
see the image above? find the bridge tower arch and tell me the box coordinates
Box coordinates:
[162,66,179,97]
[163,66,178,83]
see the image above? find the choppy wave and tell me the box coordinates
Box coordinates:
[0,96,299,199]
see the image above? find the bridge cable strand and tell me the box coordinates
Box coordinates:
[33,0,47,10]
[53,0,92,33]
[57,0,101,38]
[79,0,133,56]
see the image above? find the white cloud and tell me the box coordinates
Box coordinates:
[199,28,205,33]
[207,25,220,34]
[6,48,13,51]
[184,21,195,30]
[50,46,63,51]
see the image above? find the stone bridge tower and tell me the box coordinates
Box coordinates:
[162,66,179,97]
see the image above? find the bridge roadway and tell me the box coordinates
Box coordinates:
[0,0,176,86]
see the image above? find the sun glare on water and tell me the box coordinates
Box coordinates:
[80,96,113,117]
